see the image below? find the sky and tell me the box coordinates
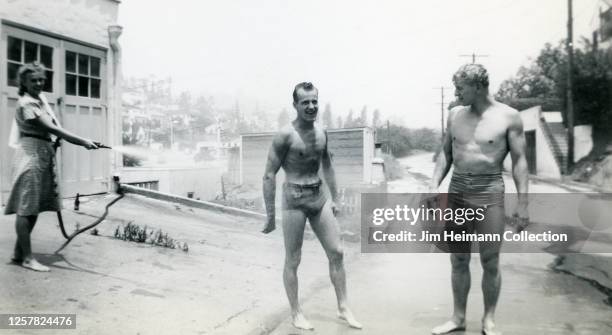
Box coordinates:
[118,0,607,129]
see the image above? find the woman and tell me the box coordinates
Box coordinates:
[5,62,98,272]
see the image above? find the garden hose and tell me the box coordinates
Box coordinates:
[53,138,121,253]
[55,192,124,254]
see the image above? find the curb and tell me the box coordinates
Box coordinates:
[502,172,609,193]
[530,174,609,192]
[121,185,267,220]
[553,253,612,297]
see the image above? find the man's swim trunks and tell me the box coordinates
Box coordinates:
[282,180,327,218]
[444,172,506,253]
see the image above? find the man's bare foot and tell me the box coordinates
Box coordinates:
[261,222,276,234]
[21,258,50,272]
[482,319,501,335]
[337,308,363,329]
[431,319,466,334]
[292,313,314,330]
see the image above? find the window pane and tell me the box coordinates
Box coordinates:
[40,45,53,69]
[91,78,101,98]
[66,74,77,95]
[24,41,38,63]
[78,54,88,75]
[78,76,89,97]
[43,70,53,92]
[90,57,100,77]
[7,62,20,87]
[66,51,76,73]
[8,36,22,62]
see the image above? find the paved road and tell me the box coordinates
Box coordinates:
[267,153,612,335]
[1,152,610,334]
[0,193,345,335]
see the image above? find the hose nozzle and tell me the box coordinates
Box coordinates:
[93,141,112,149]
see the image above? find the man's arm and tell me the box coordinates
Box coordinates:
[430,110,454,190]
[321,130,341,216]
[262,132,288,233]
[507,110,529,228]
[321,130,338,203]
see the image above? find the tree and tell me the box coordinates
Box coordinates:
[356,105,368,126]
[191,95,215,138]
[255,109,273,132]
[336,116,343,129]
[496,39,612,154]
[277,108,290,129]
[376,124,441,157]
[345,109,354,127]
[322,103,333,129]
[177,91,192,113]
[372,109,381,128]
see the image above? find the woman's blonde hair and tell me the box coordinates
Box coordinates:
[17,61,46,96]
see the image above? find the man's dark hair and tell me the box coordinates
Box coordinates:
[292,82,317,102]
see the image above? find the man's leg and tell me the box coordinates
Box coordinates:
[15,215,48,272]
[432,252,470,334]
[309,200,362,329]
[480,248,501,335]
[478,204,505,335]
[282,208,312,330]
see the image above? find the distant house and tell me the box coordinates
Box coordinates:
[598,6,612,49]
[503,106,592,178]
[0,0,123,204]
[239,127,378,189]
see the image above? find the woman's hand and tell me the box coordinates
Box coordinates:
[82,139,99,150]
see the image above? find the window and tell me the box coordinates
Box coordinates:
[65,51,101,98]
[7,36,54,92]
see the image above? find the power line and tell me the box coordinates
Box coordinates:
[459,52,489,64]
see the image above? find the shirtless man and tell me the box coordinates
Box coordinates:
[429,64,529,335]
[262,82,362,330]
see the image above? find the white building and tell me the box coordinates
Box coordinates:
[0,0,123,202]
[503,106,592,179]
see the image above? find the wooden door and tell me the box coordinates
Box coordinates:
[1,25,60,204]
[1,24,108,204]
[59,41,108,196]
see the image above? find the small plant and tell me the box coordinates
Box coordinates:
[90,228,99,236]
[113,222,188,252]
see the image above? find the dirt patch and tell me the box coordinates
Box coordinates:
[572,150,612,190]
[211,183,265,213]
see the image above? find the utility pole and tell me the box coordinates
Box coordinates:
[566,0,575,173]
[433,86,451,141]
[170,116,174,150]
[386,120,391,154]
[459,52,489,64]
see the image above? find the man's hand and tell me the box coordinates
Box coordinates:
[510,203,530,232]
[330,201,340,217]
[262,217,276,234]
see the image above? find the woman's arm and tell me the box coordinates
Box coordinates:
[31,116,98,149]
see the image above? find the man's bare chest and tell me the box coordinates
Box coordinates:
[287,132,326,159]
[451,114,508,149]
